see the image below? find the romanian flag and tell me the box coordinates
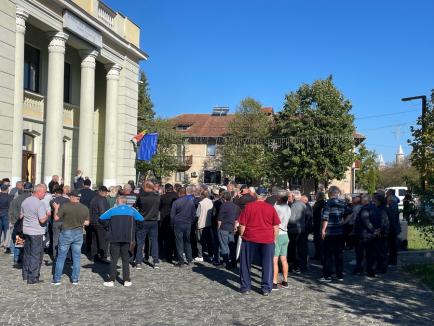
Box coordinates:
[132,130,147,145]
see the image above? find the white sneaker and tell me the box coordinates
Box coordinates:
[124,281,132,287]
[103,281,114,287]
[51,281,61,286]
[72,281,79,285]
[194,257,204,262]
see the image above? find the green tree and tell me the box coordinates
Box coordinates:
[274,76,355,190]
[136,119,183,181]
[137,70,154,131]
[408,91,434,246]
[221,97,272,185]
[377,161,419,189]
[355,144,379,194]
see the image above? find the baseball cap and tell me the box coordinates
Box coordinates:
[0,184,10,191]
[68,190,81,198]
[98,185,109,192]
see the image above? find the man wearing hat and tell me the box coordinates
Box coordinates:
[0,183,13,252]
[52,190,89,285]
[89,186,110,262]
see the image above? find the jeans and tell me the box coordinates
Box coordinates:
[174,223,192,263]
[54,229,83,283]
[218,229,236,266]
[51,221,62,259]
[239,240,274,293]
[322,235,344,278]
[22,234,44,282]
[0,215,8,245]
[136,221,159,265]
[109,242,130,282]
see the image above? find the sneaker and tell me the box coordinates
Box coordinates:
[135,264,142,270]
[293,268,301,274]
[281,281,289,288]
[103,281,114,287]
[194,257,204,262]
[72,281,79,285]
[124,281,132,287]
[153,263,160,269]
[51,281,61,286]
[336,277,344,282]
[319,277,332,283]
[272,283,279,291]
[174,262,184,268]
[262,291,270,296]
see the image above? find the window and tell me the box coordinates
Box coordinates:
[176,124,191,131]
[204,170,221,184]
[175,171,185,182]
[64,62,71,103]
[207,144,216,156]
[22,133,34,152]
[24,44,40,93]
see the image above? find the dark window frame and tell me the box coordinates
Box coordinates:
[24,44,40,93]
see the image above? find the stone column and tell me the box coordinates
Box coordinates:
[11,8,29,186]
[103,63,122,187]
[43,31,69,185]
[77,49,98,180]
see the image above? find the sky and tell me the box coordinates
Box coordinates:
[105,0,434,162]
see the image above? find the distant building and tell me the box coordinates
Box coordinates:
[0,0,147,187]
[166,108,365,194]
[396,145,405,166]
[377,154,386,169]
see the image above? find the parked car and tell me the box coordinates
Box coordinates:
[386,186,408,210]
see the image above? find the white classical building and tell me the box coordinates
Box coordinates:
[0,0,147,187]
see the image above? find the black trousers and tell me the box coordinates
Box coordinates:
[89,223,108,259]
[159,220,176,262]
[366,237,388,274]
[109,242,130,282]
[322,235,344,278]
[388,233,398,265]
[313,230,322,260]
[22,234,44,282]
[288,233,307,270]
[354,238,366,270]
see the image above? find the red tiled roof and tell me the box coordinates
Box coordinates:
[169,113,365,140]
[261,107,274,114]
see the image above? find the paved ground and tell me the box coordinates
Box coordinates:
[0,251,432,326]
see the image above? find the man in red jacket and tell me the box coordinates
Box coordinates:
[238,191,280,296]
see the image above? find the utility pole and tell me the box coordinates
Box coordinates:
[401,95,427,190]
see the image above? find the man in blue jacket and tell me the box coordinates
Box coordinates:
[99,196,144,287]
[170,187,196,267]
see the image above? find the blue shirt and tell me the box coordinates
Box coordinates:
[100,204,144,221]
[322,198,352,236]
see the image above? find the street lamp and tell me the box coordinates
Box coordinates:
[401,95,427,190]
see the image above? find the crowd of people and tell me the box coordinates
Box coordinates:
[0,174,402,295]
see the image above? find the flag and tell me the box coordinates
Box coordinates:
[137,133,158,161]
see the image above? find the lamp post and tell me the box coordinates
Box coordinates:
[401,95,427,190]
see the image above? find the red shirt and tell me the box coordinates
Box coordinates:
[238,200,280,244]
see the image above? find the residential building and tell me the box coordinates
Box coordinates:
[0,0,147,187]
[166,107,365,194]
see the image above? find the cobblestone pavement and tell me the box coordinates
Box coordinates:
[0,251,432,326]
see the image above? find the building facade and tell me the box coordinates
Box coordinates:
[166,108,364,194]
[0,0,146,187]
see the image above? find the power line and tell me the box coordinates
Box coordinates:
[358,121,415,132]
[355,110,415,120]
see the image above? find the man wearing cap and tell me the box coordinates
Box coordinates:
[0,183,13,252]
[238,191,280,296]
[89,186,110,262]
[21,184,49,284]
[52,190,90,285]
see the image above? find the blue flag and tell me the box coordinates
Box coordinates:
[137,133,158,161]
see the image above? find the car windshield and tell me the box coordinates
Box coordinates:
[399,189,407,197]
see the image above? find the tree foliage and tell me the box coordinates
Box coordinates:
[221,97,272,185]
[274,76,355,189]
[355,144,379,194]
[137,70,154,131]
[377,161,419,189]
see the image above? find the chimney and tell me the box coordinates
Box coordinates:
[211,106,229,116]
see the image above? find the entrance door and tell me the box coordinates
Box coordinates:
[22,151,36,185]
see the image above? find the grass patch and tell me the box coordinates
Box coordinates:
[407,225,434,250]
[405,264,434,290]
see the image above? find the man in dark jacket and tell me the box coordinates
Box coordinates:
[171,187,196,267]
[234,185,256,212]
[312,192,326,261]
[100,196,143,287]
[80,178,95,253]
[135,181,161,269]
[88,186,109,262]
[386,189,401,266]
[0,183,13,252]
[159,184,178,263]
